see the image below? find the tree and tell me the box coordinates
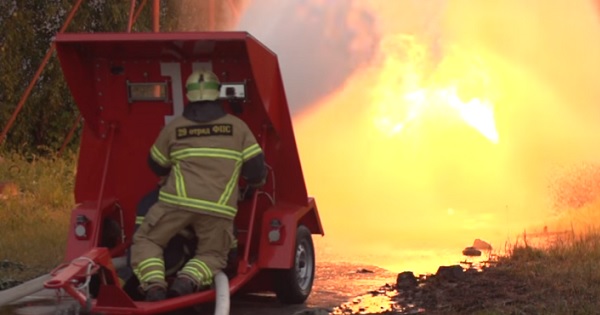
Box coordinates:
[0,0,175,154]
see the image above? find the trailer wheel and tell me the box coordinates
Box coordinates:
[274,225,315,304]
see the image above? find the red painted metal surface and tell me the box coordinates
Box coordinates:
[63,198,120,262]
[45,247,119,300]
[239,125,269,275]
[54,32,319,239]
[95,265,260,314]
[258,198,324,269]
[44,31,323,314]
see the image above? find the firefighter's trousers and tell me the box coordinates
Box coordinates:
[130,201,234,290]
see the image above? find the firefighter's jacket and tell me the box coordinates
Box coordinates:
[149,101,265,220]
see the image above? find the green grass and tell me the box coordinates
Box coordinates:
[0,152,76,285]
[503,233,600,314]
[423,231,600,315]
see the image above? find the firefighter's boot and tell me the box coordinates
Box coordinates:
[145,285,167,302]
[168,276,196,297]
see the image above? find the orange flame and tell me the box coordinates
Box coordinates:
[235,0,600,274]
[369,34,498,143]
[290,0,600,273]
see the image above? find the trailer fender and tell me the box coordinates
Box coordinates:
[258,199,323,269]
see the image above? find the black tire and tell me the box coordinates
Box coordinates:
[274,225,315,304]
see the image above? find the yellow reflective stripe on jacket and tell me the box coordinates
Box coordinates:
[173,163,187,197]
[170,147,242,161]
[218,160,242,204]
[151,145,170,166]
[159,191,237,218]
[242,143,262,161]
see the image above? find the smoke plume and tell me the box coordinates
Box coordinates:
[236,0,379,113]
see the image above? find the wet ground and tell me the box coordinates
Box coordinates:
[231,263,398,315]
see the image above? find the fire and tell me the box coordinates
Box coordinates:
[234,0,600,274]
[370,34,498,143]
[291,32,509,273]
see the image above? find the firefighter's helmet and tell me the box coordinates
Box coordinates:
[185,69,221,102]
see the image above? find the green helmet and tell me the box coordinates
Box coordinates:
[185,69,221,102]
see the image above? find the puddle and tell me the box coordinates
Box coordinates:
[330,285,425,315]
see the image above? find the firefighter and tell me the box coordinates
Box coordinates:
[130,69,267,302]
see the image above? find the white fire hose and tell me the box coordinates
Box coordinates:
[0,257,126,307]
[213,271,230,315]
[0,273,53,307]
[0,259,230,315]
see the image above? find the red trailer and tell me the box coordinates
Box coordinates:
[41,31,324,314]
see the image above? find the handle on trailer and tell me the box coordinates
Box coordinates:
[238,124,270,275]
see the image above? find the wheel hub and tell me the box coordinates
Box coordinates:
[295,240,313,291]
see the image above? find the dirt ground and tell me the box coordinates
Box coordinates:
[329,259,534,315]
